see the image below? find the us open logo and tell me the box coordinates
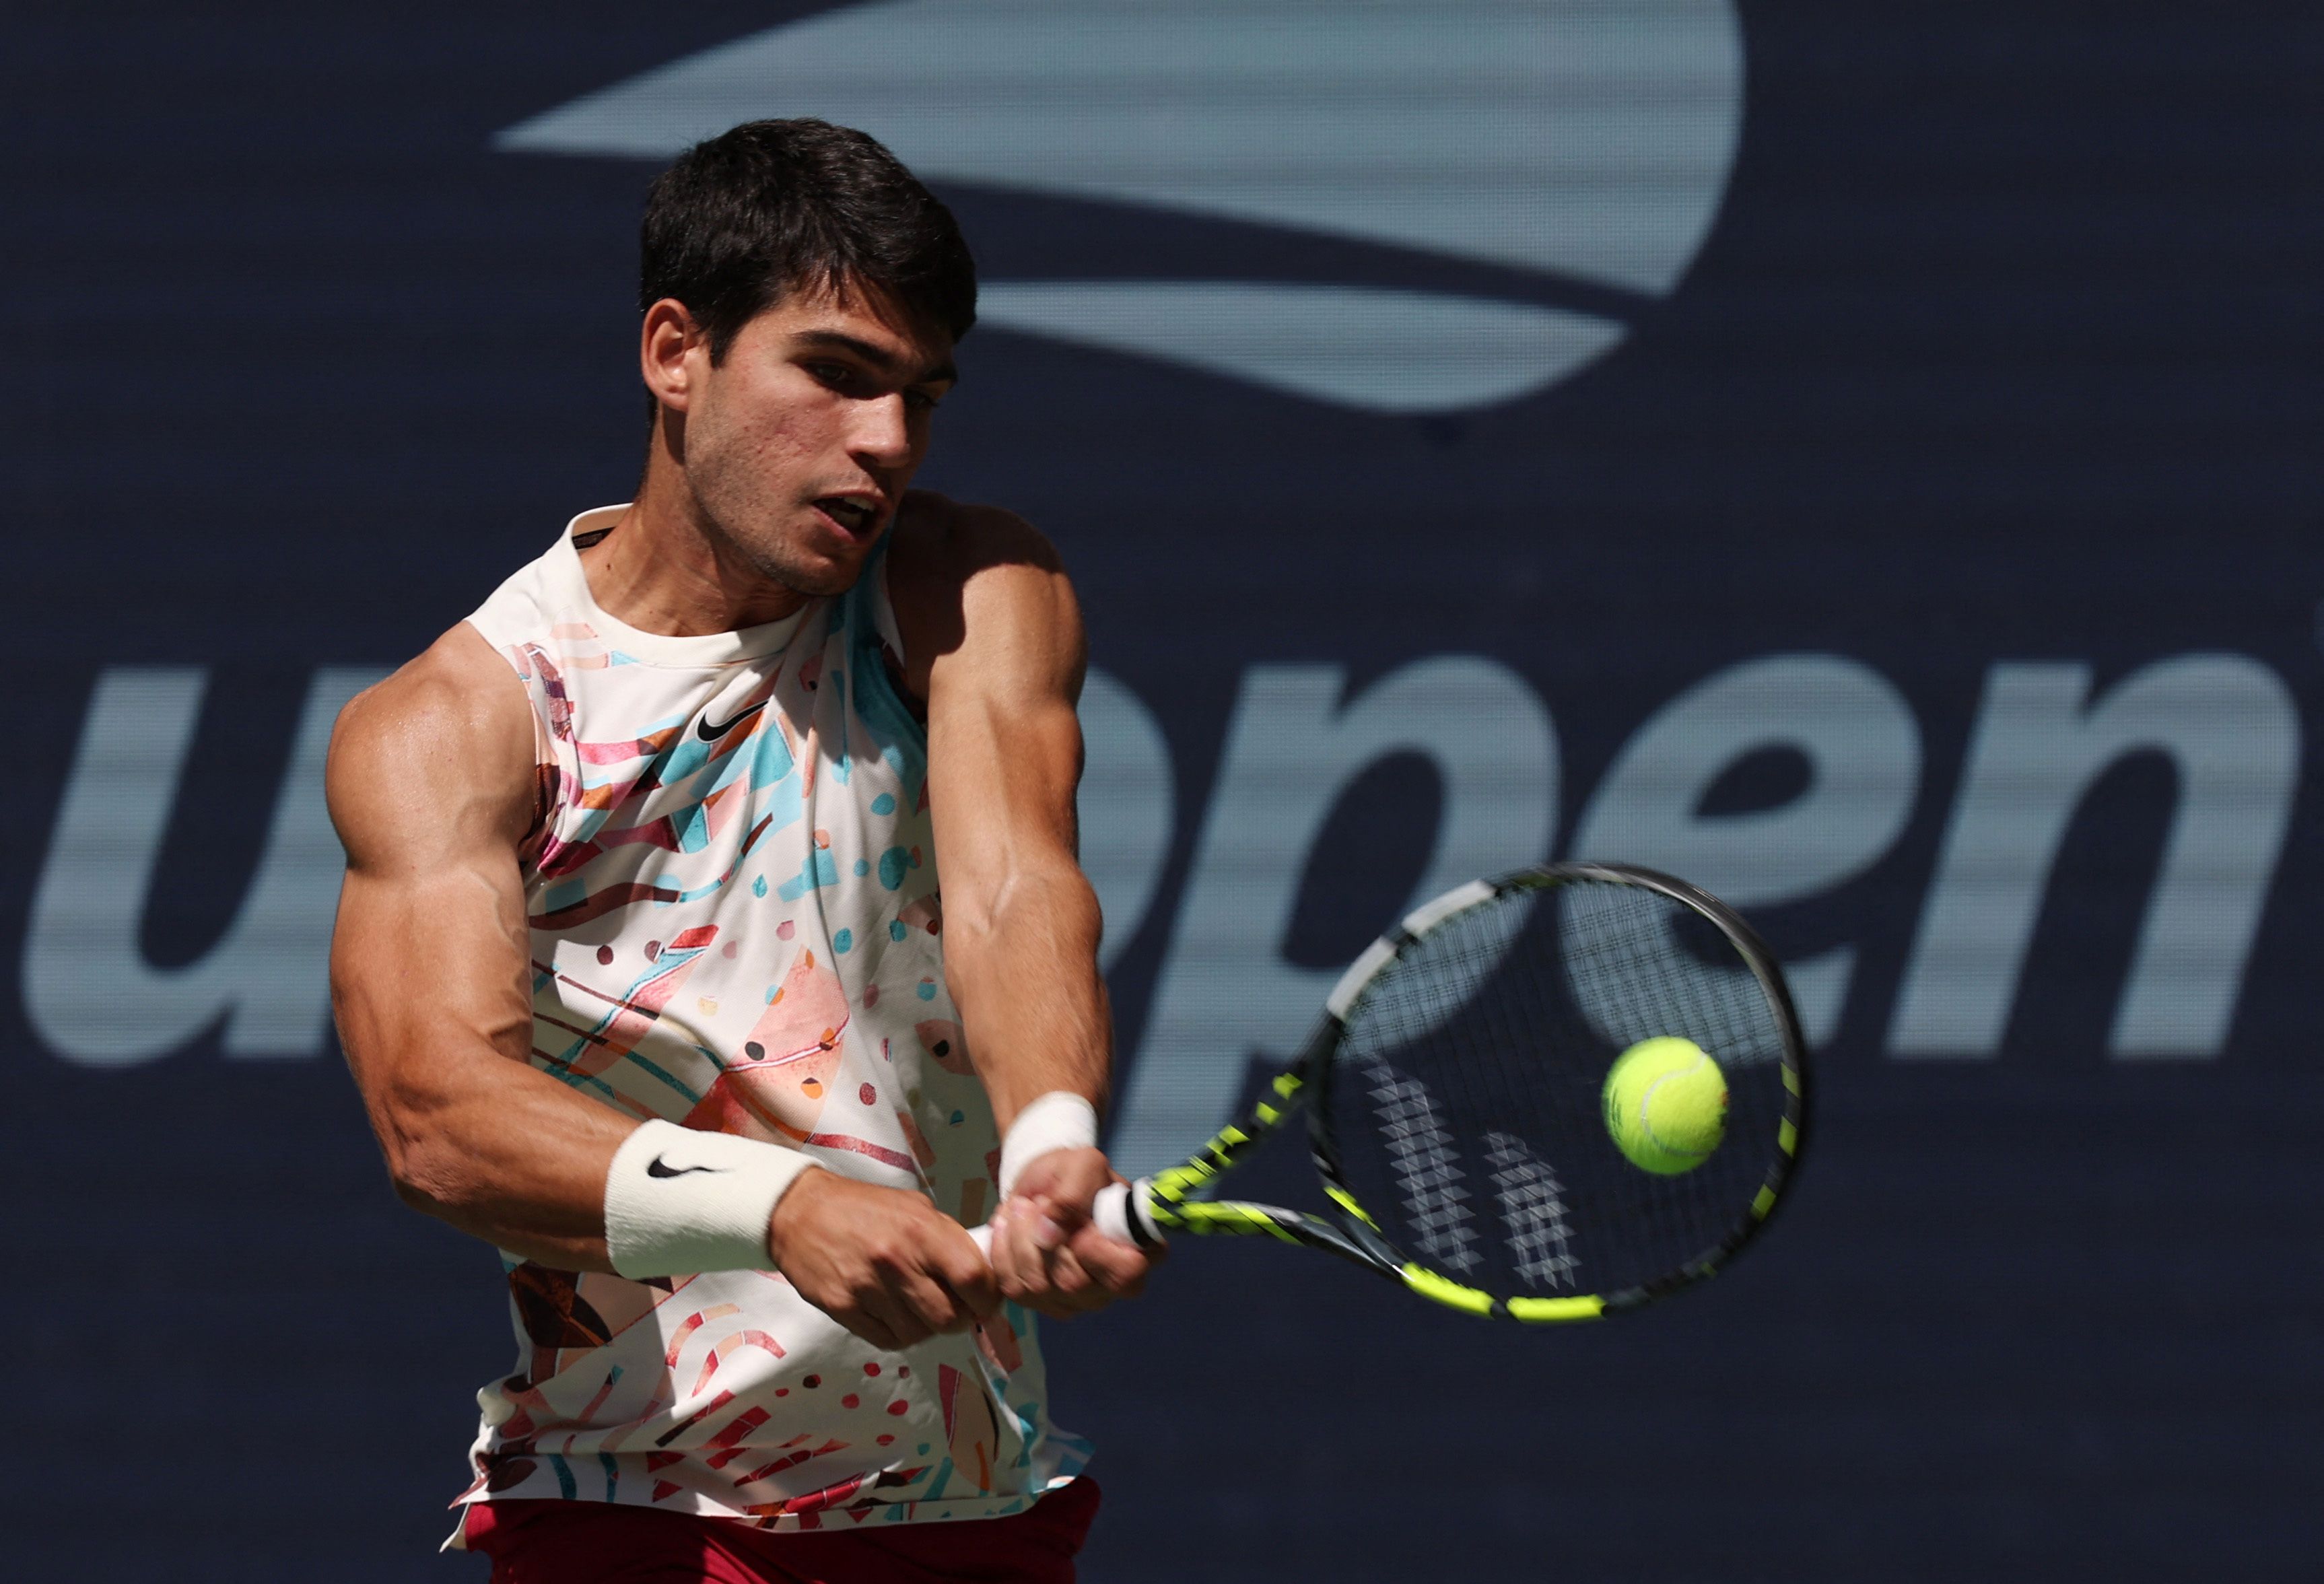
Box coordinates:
[497,0,1745,415]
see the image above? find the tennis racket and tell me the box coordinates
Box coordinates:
[1084,862,1810,1321]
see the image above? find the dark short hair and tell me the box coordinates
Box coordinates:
[640,118,976,359]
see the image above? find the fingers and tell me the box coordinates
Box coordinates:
[929,1221,1002,1320]
[888,1269,971,1344]
[846,1261,971,1351]
[990,1193,1150,1318]
[1062,1220,1157,1295]
[772,1160,1150,1344]
[983,1200,1037,1300]
[1021,1235,1100,1315]
[1009,1148,1115,1230]
[775,1174,1002,1346]
[835,1302,905,1352]
[865,1216,995,1342]
[988,1200,1067,1315]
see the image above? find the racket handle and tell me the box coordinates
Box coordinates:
[1094,1178,1165,1249]
[965,1180,1165,1257]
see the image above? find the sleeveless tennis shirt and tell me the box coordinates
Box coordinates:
[449,505,1088,1538]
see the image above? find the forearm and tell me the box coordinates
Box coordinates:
[337,944,634,1270]
[326,642,719,1274]
[372,1047,634,1270]
[955,869,1159,1312]
[941,864,1111,1130]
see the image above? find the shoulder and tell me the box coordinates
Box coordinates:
[333,622,533,767]
[887,490,1065,590]
[883,491,1083,693]
[328,623,539,860]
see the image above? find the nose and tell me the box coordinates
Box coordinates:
[850,390,916,472]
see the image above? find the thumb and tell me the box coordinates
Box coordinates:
[1013,1145,1112,1204]
[938,1222,1002,1318]
[1011,1147,1112,1239]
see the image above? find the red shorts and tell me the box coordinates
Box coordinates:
[460,1480,1100,1584]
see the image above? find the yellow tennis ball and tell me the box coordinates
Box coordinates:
[1602,1037,1728,1175]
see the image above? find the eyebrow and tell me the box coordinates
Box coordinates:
[795,329,957,387]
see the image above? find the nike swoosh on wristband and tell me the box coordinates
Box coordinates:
[646,1157,722,1179]
[696,701,765,741]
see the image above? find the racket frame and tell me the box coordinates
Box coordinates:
[1116,862,1812,1322]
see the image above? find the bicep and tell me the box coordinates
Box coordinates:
[922,558,1091,909]
[332,847,533,1072]
[327,642,541,1132]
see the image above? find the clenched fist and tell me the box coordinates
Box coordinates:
[766,1168,1000,1350]
[984,1146,1163,1319]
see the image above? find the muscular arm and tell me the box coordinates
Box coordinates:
[893,496,1157,1313]
[327,623,631,1270]
[904,507,1109,1130]
[330,623,997,1346]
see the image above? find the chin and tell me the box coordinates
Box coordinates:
[793,567,862,599]
[751,545,864,600]
[703,499,868,600]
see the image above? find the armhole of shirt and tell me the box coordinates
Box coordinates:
[873,549,909,665]
[459,615,559,858]
[854,541,930,745]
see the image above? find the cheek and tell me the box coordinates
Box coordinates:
[697,399,823,493]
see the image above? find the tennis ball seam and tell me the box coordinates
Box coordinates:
[1602,1036,1728,1175]
[1637,1060,1717,1159]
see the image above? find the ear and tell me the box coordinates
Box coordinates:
[640,298,706,413]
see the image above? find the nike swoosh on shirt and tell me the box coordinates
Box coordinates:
[697,701,766,741]
[646,1157,720,1179]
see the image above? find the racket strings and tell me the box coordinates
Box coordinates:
[1323,878,1795,1303]
[1554,883,1789,1276]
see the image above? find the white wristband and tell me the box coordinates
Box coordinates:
[996,1091,1101,1200]
[602,1119,817,1279]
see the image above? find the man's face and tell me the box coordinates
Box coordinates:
[673,283,956,598]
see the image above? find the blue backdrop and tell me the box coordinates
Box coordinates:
[5,3,2320,1578]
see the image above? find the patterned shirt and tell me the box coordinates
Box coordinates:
[450,506,1087,1537]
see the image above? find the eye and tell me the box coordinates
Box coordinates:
[904,388,943,413]
[807,361,867,394]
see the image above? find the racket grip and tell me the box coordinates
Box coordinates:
[967,1181,1163,1256]
[1093,1178,1165,1249]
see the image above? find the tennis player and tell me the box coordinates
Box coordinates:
[327,118,1155,1582]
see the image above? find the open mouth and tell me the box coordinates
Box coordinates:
[814,496,880,537]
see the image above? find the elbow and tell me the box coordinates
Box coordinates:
[382,1142,439,1216]
[390,1173,444,1220]
[376,1123,471,1225]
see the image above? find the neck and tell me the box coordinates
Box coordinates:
[577,440,809,637]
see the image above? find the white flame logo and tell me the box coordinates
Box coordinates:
[499,0,1743,415]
